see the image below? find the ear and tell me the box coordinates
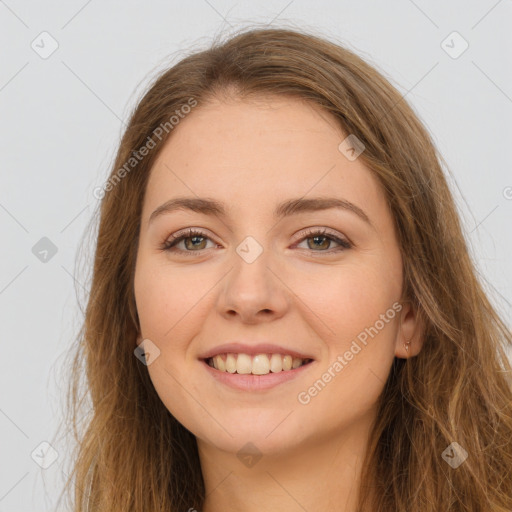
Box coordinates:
[135,332,144,346]
[395,302,425,359]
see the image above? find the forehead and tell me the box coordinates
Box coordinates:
[143,95,384,221]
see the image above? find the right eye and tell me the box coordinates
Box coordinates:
[161,228,219,256]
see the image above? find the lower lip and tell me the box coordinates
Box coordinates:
[200,359,315,391]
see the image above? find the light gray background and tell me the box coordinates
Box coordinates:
[1,1,511,510]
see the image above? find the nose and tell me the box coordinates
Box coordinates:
[217,244,289,324]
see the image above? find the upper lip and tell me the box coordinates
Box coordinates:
[198,342,315,361]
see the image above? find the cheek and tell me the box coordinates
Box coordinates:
[292,266,401,419]
[134,257,212,340]
[287,261,401,345]
[134,260,213,429]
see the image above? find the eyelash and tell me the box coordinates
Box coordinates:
[160,227,352,257]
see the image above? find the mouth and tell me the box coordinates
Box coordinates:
[202,352,314,375]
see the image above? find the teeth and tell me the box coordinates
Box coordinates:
[270,353,283,372]
[216,355,226,372]
[236,353,252,374]
[210,353,310,375]
[225,353,237,373]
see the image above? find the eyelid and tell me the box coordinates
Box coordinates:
[167,227,217,243]
[293,226,350,243]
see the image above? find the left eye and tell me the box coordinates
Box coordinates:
[294,228,351,252]
[161,228,351,255]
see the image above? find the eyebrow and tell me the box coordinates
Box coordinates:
[148,196,372,226]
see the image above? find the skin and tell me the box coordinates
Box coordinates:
[133,94,424,512]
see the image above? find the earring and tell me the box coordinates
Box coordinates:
[404,338,411,352]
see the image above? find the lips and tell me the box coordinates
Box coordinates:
[201,354,316,391]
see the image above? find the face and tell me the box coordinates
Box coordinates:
[133,94,421,456]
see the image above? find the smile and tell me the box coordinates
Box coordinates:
[201,354,316,392]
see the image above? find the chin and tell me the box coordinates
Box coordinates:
[192,411,310,456]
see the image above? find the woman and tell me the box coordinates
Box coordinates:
[59,27,512,511]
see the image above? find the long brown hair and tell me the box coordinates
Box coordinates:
[55,26,512,511]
